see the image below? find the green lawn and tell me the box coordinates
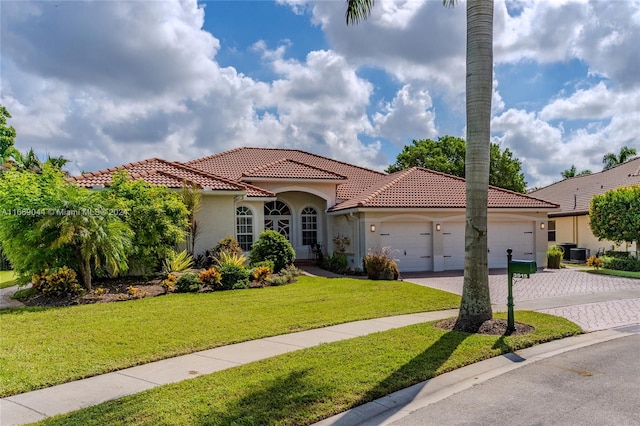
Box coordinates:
[0,276,460,397]
[37,311,581,426]
[584,268,640,279]
[0,270,18,289]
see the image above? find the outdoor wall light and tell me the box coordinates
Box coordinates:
[370,224,376,232]
[436,224,441,232]
[540,222,546,230]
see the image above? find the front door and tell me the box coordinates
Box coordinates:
[264,201,291,241]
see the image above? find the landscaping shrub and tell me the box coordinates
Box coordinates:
[218,264,250,290]
[162,250,193,273]
[250,260,274,273]
[363,248,399,280]
[175,273,201,293]
[195,237,244,269]
[31,266,83,297]
[546,245,564,269]
[216,251,247,268]
[249,230,295,272]
[251,266,271,283]
[323,252,348,274]
[586,255,604,269]
[602,256,640,272]
[605,250,631,259]
[198,268,222,289]
[161,273,177,293]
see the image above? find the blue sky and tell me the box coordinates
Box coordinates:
[1,0,639,188]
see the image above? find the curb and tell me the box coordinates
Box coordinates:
[312,328,633,426]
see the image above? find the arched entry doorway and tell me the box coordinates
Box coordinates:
[264,200,291,240]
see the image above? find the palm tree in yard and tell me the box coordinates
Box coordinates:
[602,146,637,170]
[346,0,494,330]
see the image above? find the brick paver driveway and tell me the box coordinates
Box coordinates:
[403,268,640,332]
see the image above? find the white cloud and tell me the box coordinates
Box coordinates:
[372,84,437,144]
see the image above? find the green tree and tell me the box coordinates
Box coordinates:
[347,0,495,329]
[387,136,527,192]
[103,172,189,274]
[590,185,640,248]
[0,165,132,289]
[38,189,132,290]
[0,105,18,167]
[602,146,637,170]
[561,165,592,179]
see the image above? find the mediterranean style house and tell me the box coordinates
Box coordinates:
[70,148,558,272]
[530,157,640,256]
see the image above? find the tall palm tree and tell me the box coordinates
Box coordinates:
[602,146,637,170]
[346,0,495,330]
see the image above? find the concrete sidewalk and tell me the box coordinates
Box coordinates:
[0,309,459,425]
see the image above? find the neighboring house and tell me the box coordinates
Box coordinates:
[530,157,640,255]
[71,148,558,272]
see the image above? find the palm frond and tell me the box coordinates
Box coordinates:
[346,0,374,25]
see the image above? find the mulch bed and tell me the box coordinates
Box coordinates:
[21,277,166,307]
[436,317,535,336]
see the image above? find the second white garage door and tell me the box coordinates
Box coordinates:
[380,222,433,272]
[442,221,535,270]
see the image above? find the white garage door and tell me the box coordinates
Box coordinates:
[380,222,433,272]
[488,222,535,268]
[442,221,535,270]
[442,222,465,270]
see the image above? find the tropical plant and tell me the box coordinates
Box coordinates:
[0,165,132,290]
[215,251,247,268]
[347,0,496,330]
[180,181,202,255]
[32,266,83,296]
[586,255,603,270]
[198,268,222,289]
[251,266,271,283]
[162,250,194,273]
[249,230,296,273]
[602,146,637,170]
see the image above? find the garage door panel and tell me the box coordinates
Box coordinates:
[488,222,534,268]
[442,223,465,270]
[380,222,432,272]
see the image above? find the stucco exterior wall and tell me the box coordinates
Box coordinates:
[329,209,551,271]
[193,194,237,255]
[549,215,636,255]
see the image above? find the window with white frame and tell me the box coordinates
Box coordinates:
[301,207,318,246]
[236,206,253,251]
[548,220,556,242]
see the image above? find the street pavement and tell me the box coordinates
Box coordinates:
[390,333,640,426]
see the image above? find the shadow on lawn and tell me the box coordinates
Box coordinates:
[200,368,333,425]
[328,330,470,425]
[193,331,470,426]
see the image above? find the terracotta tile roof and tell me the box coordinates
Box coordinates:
[68,158,274,197]
[185,147,384,199]
[529,157,640,216]
[329,167,558,211]
[241,159,347,180]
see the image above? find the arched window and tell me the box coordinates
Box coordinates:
[264,200,292,240]
[301,207,318,246]
[236,206,253,251]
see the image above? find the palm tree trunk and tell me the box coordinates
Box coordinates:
[457,0,494,329]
